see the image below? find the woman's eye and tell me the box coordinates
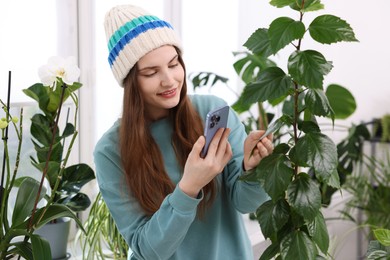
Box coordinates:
[169,63,179,68]
[142,71,157,77]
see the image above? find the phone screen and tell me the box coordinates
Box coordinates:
[201,105,229,158]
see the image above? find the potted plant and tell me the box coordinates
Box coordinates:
[75,192,128,259]
[191,0,359,258]
[0,56,95,260]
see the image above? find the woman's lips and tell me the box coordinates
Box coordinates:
[158,88,176,98]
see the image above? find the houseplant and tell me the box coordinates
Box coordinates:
[192,0,359,259]
[0,56,94,260]
[341,153,390,237]
[75,192,128,259]
[366,228,390,259]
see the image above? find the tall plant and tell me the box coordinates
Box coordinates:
[233,1,359,258]
[190,1,362,259]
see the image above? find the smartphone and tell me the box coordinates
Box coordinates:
[201,105,229,158]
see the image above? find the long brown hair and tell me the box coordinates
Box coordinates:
[120,47,217,216]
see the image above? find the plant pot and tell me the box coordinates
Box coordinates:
[34,218,71,260]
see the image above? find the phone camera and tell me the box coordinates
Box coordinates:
[209,114,221,129]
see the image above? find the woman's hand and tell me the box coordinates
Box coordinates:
[243,130,274,171]
[179,128,232,198]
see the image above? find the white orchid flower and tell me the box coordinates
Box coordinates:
[38,56,81,87]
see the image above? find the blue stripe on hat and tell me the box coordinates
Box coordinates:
[108,15,160,52]
[108,20,173,67]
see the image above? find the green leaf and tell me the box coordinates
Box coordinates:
[282,94,305,117]
[62,163,95,193]
[23,83,50,115]
[367,240,390,260]
[48,89,61,112]
[31,234,52,260]
[269,17,305,54]
[12,177,46,227]
[374,229,390,246]
[15,204,84,232]
[270,0,295,8]
[298,121,321,134]
[236,67,292,108]
[189,72,228,90]
[34,161,61,188]
[59,192,91,212]
[273,143,290,154]
[231,96,253,114]
[8,240,33,260]
[309,15,358,44]
[233,52,276,84]
[337,123,370,175]
[305,89,335,118]
[32,139,63,164]
[287,173,321,221]
[30,114,58,147]
[288,50,333,89]
[280,230,317,260]
[326,168,341,189]
[325,84,356,119]
[244,28,273,58]
[295,132,338,181]
[67,81,82,93]
[257,199,290,239]
[260,242,280,260]
[290,0,324,12]
[307,211,329,253]
[258,153,294,200]
[62,123,75,138]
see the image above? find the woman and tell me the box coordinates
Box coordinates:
[94,4,273,260]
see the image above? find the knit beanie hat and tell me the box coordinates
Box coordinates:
[104,5,182,87]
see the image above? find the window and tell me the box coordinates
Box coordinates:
[0,1,57,102]
[94,1,165,140]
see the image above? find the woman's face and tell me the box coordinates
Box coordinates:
[136,45,184,121]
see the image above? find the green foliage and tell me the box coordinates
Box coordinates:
[366,229,390,260]
[190,1,362,259]
[342,155,390,232]
[1,75,94,259]
[23,83,95,213]
[76,192,128,259]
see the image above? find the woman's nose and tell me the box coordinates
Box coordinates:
[161,70,174,87]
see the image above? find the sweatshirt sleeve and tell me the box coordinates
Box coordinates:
[191,94,269,213]
[93,128,202,260]
[224,106,270,213]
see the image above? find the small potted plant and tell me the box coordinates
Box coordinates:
[0,56,95,260]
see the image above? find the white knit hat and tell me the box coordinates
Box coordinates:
[104,5,182,87]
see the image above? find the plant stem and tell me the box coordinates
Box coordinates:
[8,108,23,197]
[35,92,78,225]
[27,83,68,232]
[293,82,299,176]
[0,72,12,238]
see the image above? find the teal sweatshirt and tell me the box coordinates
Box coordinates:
[93,94,269,260]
